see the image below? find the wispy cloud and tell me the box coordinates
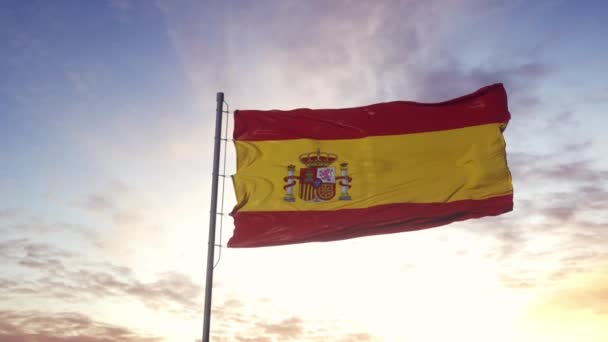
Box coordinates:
[73,186,148,228]
[0,216,97,241]
[207,296,376,341]
[157,1,465,104]
[0,239,201,316]
[259,317,303,339]
[0,310,160,342]
[539,275,608,316]
[407,60,551,104]
[451,137,608,291]
[160,0,554,115]
[76,194,114,212]
[0,209,18,221]
[532,160,608,184]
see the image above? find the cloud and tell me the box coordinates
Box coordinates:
[585,87,608,104]
[541,275,608,316]
[73,187,140,220]
[458,140,607,290]
[509,143,607,186]
[0,310,160,342]
[71,188,150,233]
[0,216,97,242]
[208,296,376,341]
[0,239,201,316]
[259,317,303,339]
[0,238,72,261]
[486,190,607,288]
[233,337,272,342]
[408,60,550,103]
[338,333,376,341]
[562,141,591,153]
[161,0,547,111]
[0,208,18,221]
[533,160,608,184]
[498,274,537,289]
[545,110,580,130]
[77,194,114,212]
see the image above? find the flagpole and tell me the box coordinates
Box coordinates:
[202,92,224,342]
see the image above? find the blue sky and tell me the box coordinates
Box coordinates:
[1,1,607,341]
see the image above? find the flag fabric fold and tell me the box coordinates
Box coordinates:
[229,83,513,247]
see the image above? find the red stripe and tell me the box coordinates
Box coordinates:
[234,83,509,141]
[228,195,513,247]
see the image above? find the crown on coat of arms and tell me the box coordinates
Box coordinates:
[299,149,337,168]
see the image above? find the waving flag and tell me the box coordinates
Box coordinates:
[228,84,513,247]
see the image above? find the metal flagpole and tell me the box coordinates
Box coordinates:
[202,92,224,342]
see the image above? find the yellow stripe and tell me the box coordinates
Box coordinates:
[234,123,512,212]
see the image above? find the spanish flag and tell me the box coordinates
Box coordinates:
[229,84,513,247]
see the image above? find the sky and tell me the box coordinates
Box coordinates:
[0,0,607,341]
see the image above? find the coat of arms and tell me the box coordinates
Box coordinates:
[283,149,352,202]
